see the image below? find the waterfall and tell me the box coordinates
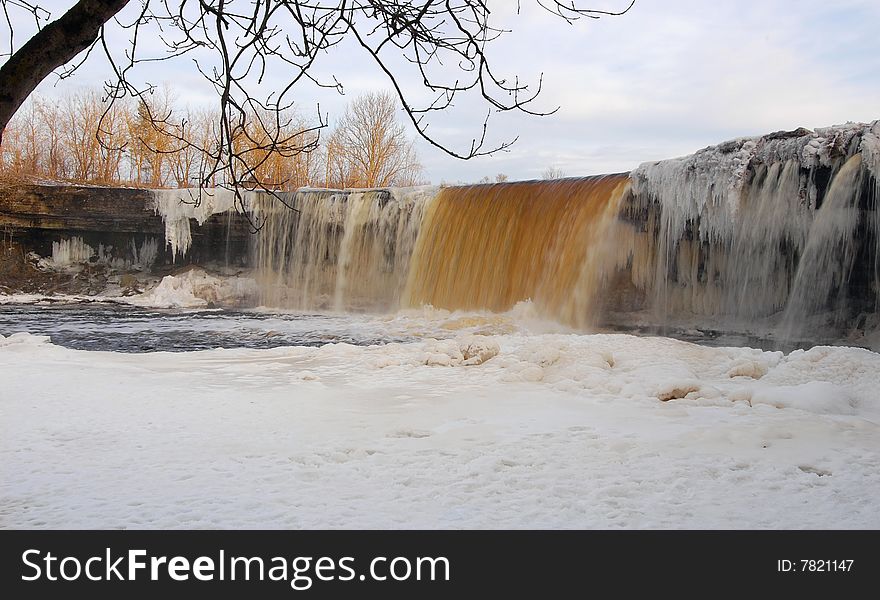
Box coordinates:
[780,154,864,336]
[249,187,435,311]
[145,120,880,346]
[403,176,630,327]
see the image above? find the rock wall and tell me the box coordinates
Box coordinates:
[0,184,252,269]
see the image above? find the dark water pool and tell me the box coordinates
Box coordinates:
[0,301,858,354]
[0,302,417,352]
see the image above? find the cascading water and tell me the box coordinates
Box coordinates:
[403,176,630,327]
[780,154,865,335]
[249,187,434,311]
[147,120,880,348]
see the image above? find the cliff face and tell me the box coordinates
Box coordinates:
[0,184,161,234]
[0,183,253,296]
[0,184,252,269]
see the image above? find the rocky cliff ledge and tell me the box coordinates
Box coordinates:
[0,183,252,294]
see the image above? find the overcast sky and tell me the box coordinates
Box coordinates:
[8,0,880,183]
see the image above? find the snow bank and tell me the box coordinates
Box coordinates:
[0,331,50,347]
[3,328,879,529]
[0,293,121,305]
[750,381,856,415]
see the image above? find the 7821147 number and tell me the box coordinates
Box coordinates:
[777,559,854,572]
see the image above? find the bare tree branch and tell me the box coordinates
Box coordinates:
[0,0,131,143]
[0,0,635,209]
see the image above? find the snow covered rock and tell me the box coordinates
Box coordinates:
[420,335,500,367]
[129,269,257,308]
[459,335,500,365]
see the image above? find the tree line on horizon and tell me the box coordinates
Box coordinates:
[0,88,425,191]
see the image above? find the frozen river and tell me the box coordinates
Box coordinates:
[2,299,879,529]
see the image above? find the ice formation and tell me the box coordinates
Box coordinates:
[630,122,873,231]
[626,122,879,340]
[51,237,95,266]
[128,268,258,308]
[49,236,158,271]
[150,188,241,259]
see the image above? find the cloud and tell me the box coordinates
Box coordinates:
[419,0,880,181]
[9,0,879,184]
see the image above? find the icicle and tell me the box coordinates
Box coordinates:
[149,188,242,259]
[626,122,877,336]
[51,237,95,266]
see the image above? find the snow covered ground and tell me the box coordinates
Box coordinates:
[2,320,879,529]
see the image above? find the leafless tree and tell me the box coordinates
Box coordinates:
[0,87,323,187]
[0,100,39,177]
[127,86,178,187]
[61,90,106,181]
[168,107,212,188]
[36,96,68,180]
[541,166,566,179]
[0,0,634,208]
[328,91,421,188]
[235,106,321,189]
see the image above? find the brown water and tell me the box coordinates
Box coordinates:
[403,176,630,327]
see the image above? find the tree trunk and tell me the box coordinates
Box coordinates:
[0,0,131,144]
